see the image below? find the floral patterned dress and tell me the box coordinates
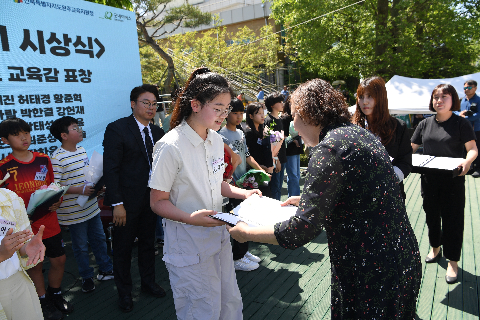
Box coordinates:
[274,123,421,319]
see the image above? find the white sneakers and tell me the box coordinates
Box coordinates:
[234,251,262,271]
[244,251,261,263]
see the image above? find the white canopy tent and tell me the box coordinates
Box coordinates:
[385,72,480,114]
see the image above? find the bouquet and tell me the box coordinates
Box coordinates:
[236,169,270,189]
[263,120,284,157]
[77,151,103,207]
[27,182,69,221]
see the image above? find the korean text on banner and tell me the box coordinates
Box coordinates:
[0,0,142,158]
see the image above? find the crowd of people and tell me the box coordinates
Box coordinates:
[0,68,478,319]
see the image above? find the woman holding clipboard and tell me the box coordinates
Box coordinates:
[411,84,477,284]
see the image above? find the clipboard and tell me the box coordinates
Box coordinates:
[88,176,105,200]
[412,154,463,177]
[28,189,65,222]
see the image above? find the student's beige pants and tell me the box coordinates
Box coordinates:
[0,271,43,320]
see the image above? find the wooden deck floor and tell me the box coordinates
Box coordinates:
[46,173,480,319]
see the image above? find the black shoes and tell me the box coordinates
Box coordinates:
[50,293,74,314]
[445,274,458,284]
[141,282,166,298]
[425,248,442,263]
[118,295,134,313]
[40,295,64,320]
[118,283,166,312]
[82,278,95,293]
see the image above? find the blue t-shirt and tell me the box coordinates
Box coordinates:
[456,93,480,132]
[257,90,264,100]
[218,127,250,181]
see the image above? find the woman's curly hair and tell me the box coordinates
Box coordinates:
[291,79,350,128]
[170,67,233,130]
[352,76,398,145]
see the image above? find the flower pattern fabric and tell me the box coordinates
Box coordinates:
[274,123,421,319]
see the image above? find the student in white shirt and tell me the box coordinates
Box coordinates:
[150,67,261,320]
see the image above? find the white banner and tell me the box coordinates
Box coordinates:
[0,0,142,158]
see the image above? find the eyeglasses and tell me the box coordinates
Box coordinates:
[69,126,83,133]
[210,105,233,117]
[137,100,157,109]
[464,86,474,90]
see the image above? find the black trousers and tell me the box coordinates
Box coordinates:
[421,173,465,261]
[474,131,480,169]
[112,192,157,298]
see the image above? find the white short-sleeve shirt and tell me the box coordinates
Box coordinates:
[150,120,225,214]
[149,121,227,259]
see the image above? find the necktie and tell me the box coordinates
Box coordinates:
[143,127,153,164]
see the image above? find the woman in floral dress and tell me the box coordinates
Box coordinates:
[228,79,421,319]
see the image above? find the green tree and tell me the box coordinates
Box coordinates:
[134,0,211,92]
[271,0,480,81]
[85,0,212,92]
[139,44,167,85]
[164,23,281,91]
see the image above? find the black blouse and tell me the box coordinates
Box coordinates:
[274,123,421,319]
[244,127,273,168]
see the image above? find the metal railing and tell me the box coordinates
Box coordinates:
[166,48,278,100]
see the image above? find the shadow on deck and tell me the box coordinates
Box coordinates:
[45,173,480,319]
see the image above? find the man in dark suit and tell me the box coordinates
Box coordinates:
[103,84,165,312]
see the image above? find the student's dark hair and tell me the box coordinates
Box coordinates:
[280,98,292,121]
[429,84,460,112]
[264,92,284,112]
[230,98,244,113]
[0,118,32,138]
[49,116,78,142]
[130,84,160,102]
[245,102,264,138]
[352,76,397,145]
[170,67,233,130]
[291,79,350,128]
[465,80,477,87]
[283,98,292,116]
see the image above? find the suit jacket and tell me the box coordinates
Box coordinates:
[103,114,164,213]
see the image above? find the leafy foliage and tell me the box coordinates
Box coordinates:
[271,0,480,81]
[165,23,280,77]
[139,44,167,85]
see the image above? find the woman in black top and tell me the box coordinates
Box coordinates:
[244,102,274,174]
[352,76,412,198]
[411,84,477,284]
[228,79,421,319]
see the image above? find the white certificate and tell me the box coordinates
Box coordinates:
[211,194,298,227]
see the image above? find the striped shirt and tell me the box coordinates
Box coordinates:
[51,147,100,225]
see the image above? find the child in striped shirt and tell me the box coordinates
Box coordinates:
[50,117,113,294]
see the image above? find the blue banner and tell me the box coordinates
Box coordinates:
[0,0,142,157]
